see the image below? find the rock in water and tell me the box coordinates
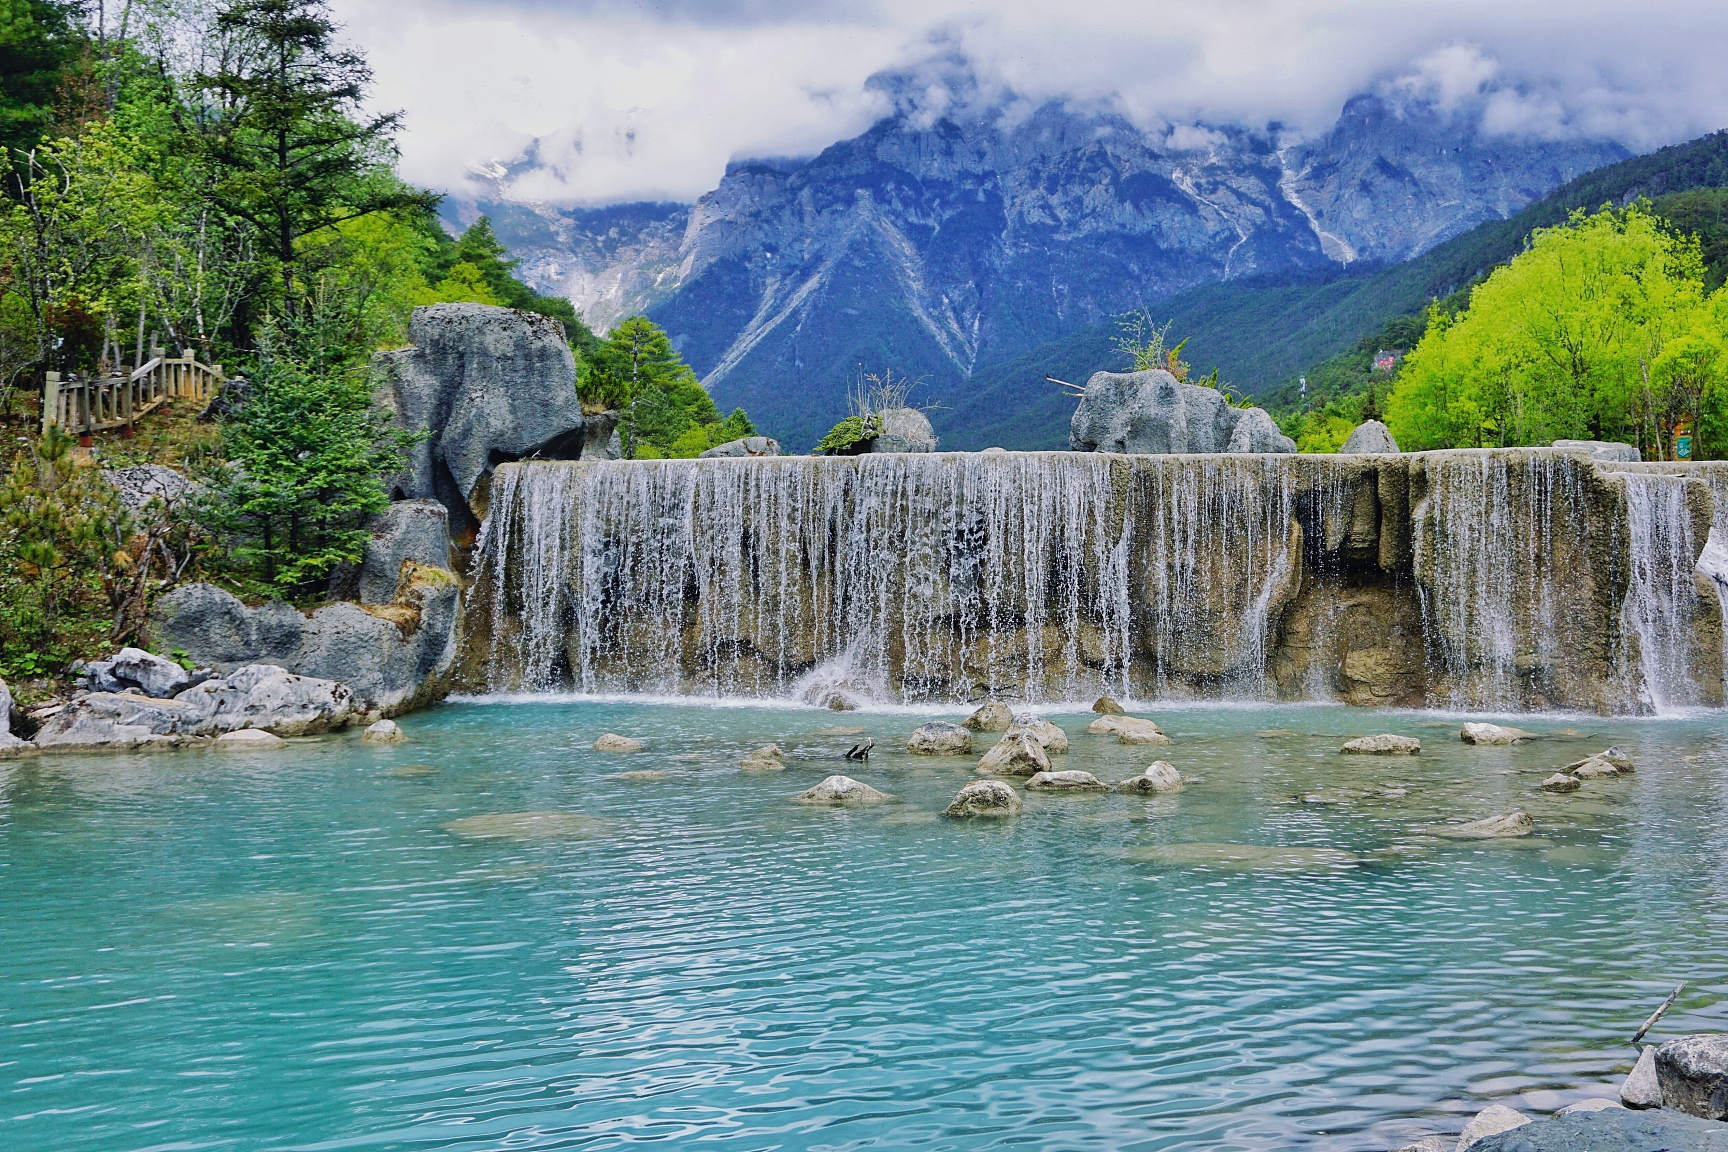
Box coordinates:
[699,435,780,458]
[1655,1034,1728,1119]
[1432,811,1535,839]
[593,733,644,752]
[1118,761,1184,794]
[1341,734,1421,755]
[906,721,973,755]
[1461,722,1533,745]
[1457,1104,1531,1150]
[738,744,785,771]
[975,731,1051,777]
[83,646,193,699]
[1541,773,1582,793]
[1069,369,1296,454]
[1024,770,1110,792]
[1462,1108,1728,1151]
[1622,1046,1662,1109]
[443,812,611,841]
[1600,747,1636,772]
[1567,756,1621,779]
[1088,715,1170,744]
[362,719,405,744]
[215,728,288,750]
[1009,713,1068,753]
[1092,695,1126,714]
[1340,419,1400,454]
[941,780,1022,818]
[1554,1098,1623,1115]
[962,702,1014,731]
[1389,1138,1449,1152]
[792,775,892,806]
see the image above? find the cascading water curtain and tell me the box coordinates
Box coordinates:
[1619,473,1700,711]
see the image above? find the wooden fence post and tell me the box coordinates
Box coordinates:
[42,371,59,435]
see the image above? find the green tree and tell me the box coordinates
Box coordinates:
[186,0,436,311]
[211,283,415,592]
[0,0,86,161]
[590,314,720,458]
[442,215,594,348]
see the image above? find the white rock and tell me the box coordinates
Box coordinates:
[1023,769,1110,792]
[1456,1104,1531,1150]
[1341,734,1421,755]
[1118,761,1184,795]
[941,779,1022,818]
[1461,722,1533,745]
[592,733,644,752]
[792,775,892,806]
[739,744,785,771]
[83,646,194,699]
[961,702,1013,731]
[1009,713,1068,753]
[1432,811,1534,839]
[975,730,1051,777]
[906,721,973,755]
[1088,715,1170,744]
[1541,773,1581,793]
[215,728,288,750]
[361,719,405,743]
[1622,1045,1662,1109]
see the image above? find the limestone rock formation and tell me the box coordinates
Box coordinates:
[33,665,354,749]
[1433,811,1534,839]
[592,733,643,752]
[1070,370,1296,454]
[362,719,405,743]
[372,303,608,534]
[150,572,457,717]
[1622,1046,1662,1109]
[352,500,452,605]
[102,464,190,515]
[963,702,1013,731]
[1655,1034,1728,1119]
[29,692,204,750]
[1553,439,1641,463]
[1118,761,1183,794]
[739,744,785,770]
[1461,722,1532,745]
[975,730,1050,776]
[793,775,892,805]
[1090,715,1171,745]
[941,779,1022,818]
[865,408,937,453]
[700,436,781,458]
[906,721,972,755]
[1009,713,1067,753]
[1463,1107,1728,1151]
[1092,696,1125,714]
[216,728,288,750]
[1541,773,1581,792]
[83,647,196,699]
[1024,769,1110,792]
[1341,734,1420,755]
[0,677,25,753]
[1340,420,1399,454]
[1457,1104,1531,1150]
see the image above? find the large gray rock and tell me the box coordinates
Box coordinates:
[1458,1105,1531,1150]
[149,577,458,716]
[975,730,1051,776]
[699,436,781,458]
[1621,1046,1662,1109]
[31,665,354,749]
[906,720,972,755]
[941,779,1022,818]
[1070,370,1295,454]
[102,464,190,516]
[1,677,30,754]
[372,304,610,531]
[82,646,194,698]
[793,775,893,806]
[30,692,207,749]
[865,407,937,453]
[1553,439,1641,463]
[1655,1033,1728,1119]
[1340,419,1400,454]
[1466,1106,1728,1151]
[354,500,451,605]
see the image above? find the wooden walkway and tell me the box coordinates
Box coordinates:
[43,347,225,439]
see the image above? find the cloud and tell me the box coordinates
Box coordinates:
[332,0,1728,206]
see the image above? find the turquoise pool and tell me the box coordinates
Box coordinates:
[2,700,1725,1150]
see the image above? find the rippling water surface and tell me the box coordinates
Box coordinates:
[3,701,1727,1151]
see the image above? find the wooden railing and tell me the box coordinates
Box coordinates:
[42,347,225,438]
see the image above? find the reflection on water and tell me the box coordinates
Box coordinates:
[2,699,1726,1151]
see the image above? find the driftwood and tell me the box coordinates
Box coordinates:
[1046,374,1086,395]
[1632,981,1686,1045]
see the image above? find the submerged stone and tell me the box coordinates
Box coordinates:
[592,733,644,752]
[906,721,972,755]
[1541,773,1582,793]
[1118,761,1183,795]
[738,745,786,771]
[941,779,1022,818]
[443,811,613,840]
[216,728,288,750]
[1341,733,1420,755]
[1127,842,1358,872]
[814,726,867,737]
[1024,769,1110,792]
[362,718,405,743]
[609,769,671,781]
[386,762,437,777]
[1432,811,1535,839]
[793,775,892,806]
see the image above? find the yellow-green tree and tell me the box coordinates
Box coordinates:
[1386,206,1728,457]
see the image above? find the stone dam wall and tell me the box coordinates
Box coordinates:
[454,448,1728,714]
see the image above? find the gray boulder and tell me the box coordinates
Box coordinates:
[372,304,610,531]
[963,702,1014,731]
[83,646,194,699]
[1070,369,1295,454]
[699,436,781,458]
[793,775,893,806]
[1655,1033,1728,1119]
[32,665,354,749]
[1024,769,1110,792]
[0,677,23,753]
[975,730,1051,777]
[1341,734,1421,755]
[906,720,973,755]
[149,576,458,716]
[1622,1046,1661,1109]
[1458,1105,1531,1150]
[865,407,937,453]
[1118,761,1184,794]
[102,464,190,516]
[1340,419,1400,454]
[1553,439,1641,463]
[32,692,207,749]
[1466,1106,1728,1151]
[1432,811,1535,839]
[354,500,451,605]
[941,780,1022,818]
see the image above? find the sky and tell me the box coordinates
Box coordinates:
[331,0,1728,207]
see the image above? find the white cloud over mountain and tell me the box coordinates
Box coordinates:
[333,0,1728,206]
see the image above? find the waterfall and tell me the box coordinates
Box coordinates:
[1620,472,1703,711]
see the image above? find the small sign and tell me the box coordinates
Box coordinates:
[1676,434,1692,460]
